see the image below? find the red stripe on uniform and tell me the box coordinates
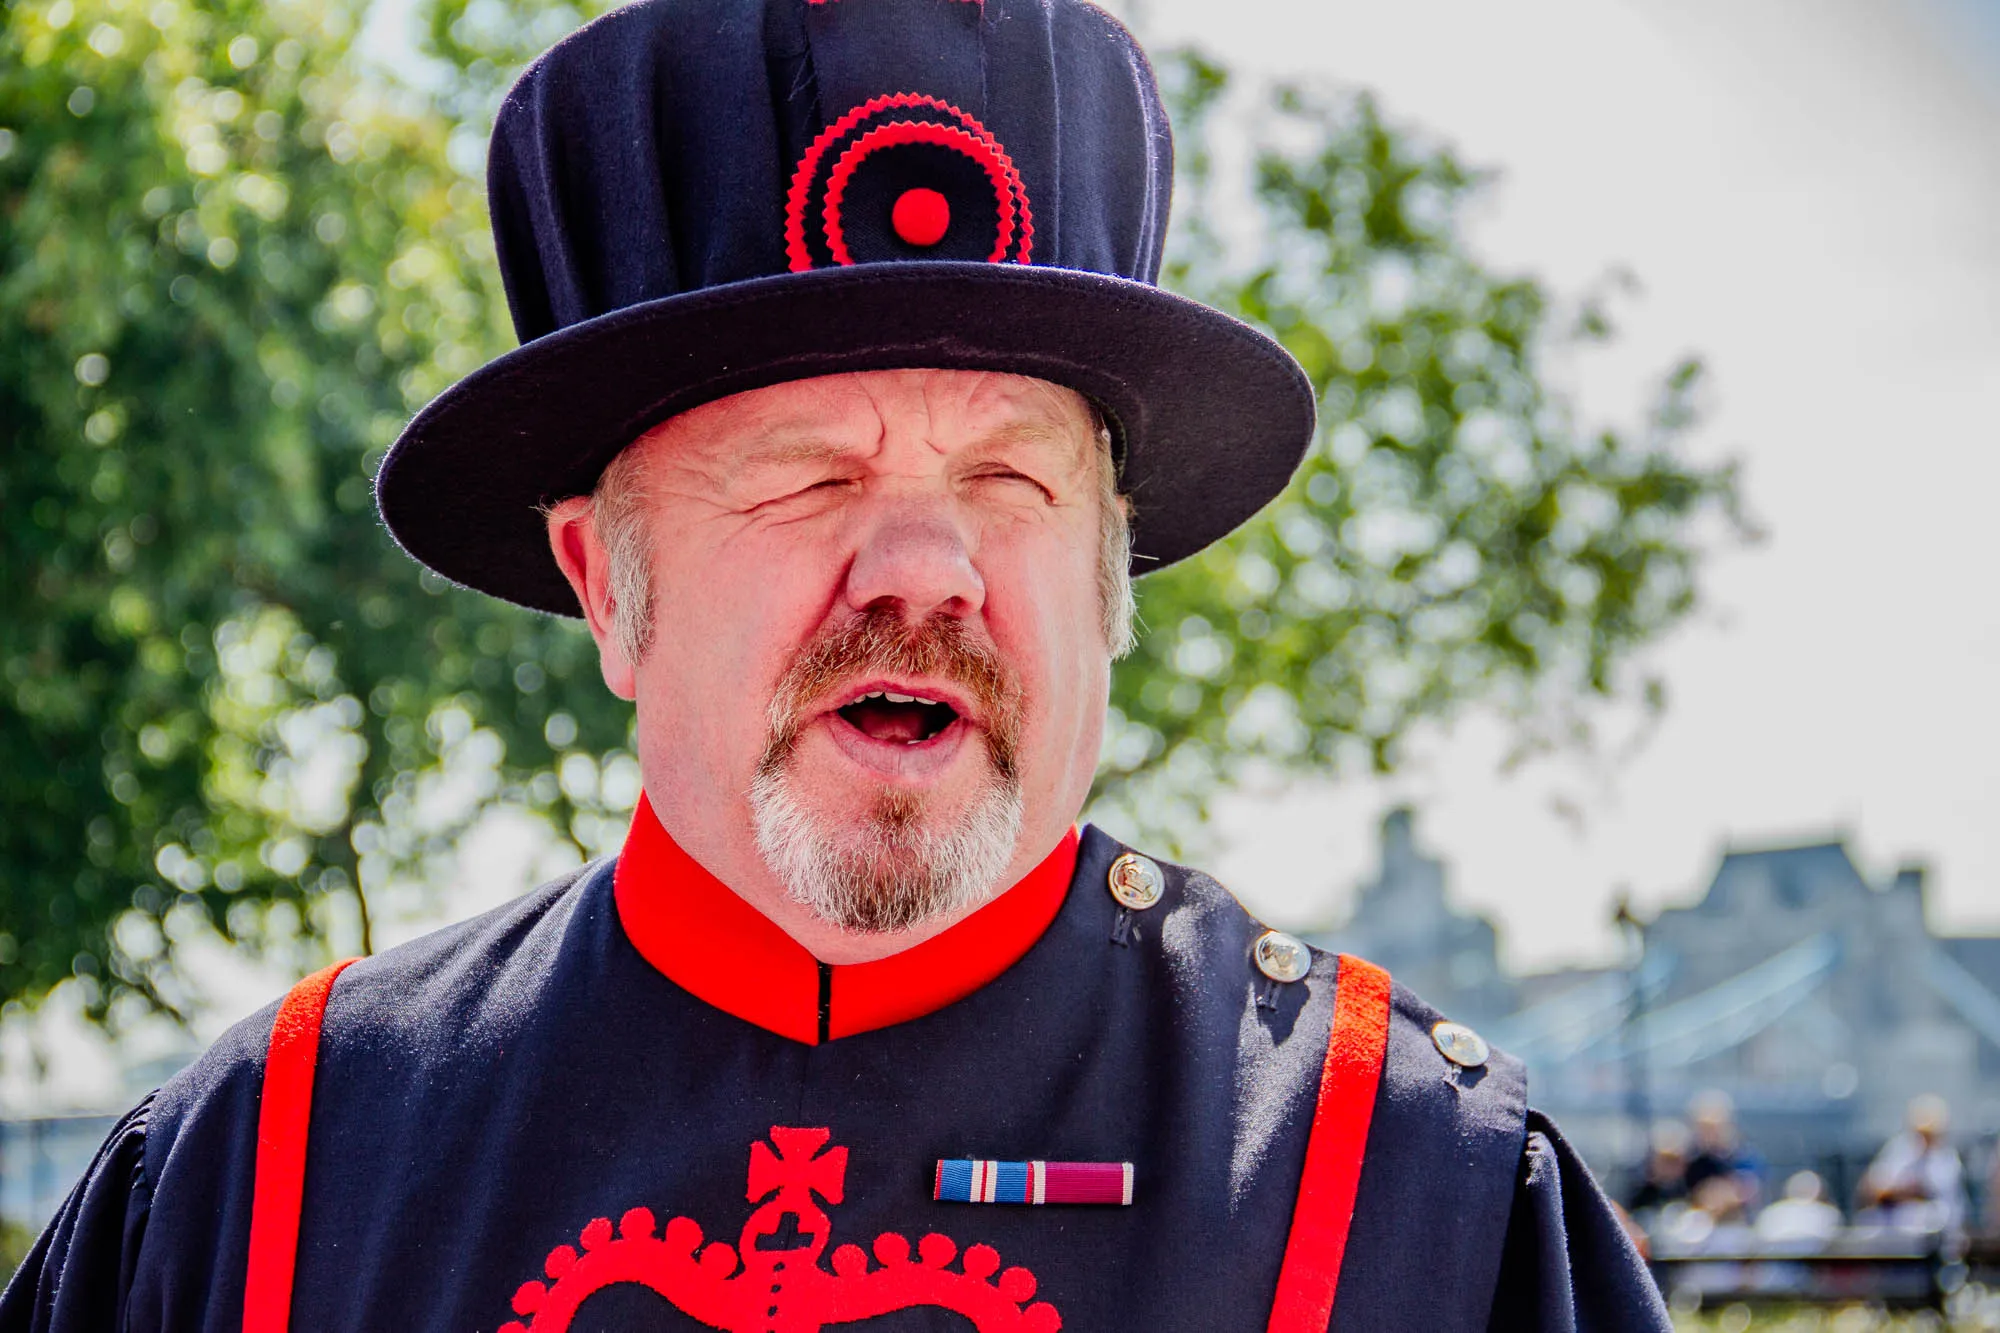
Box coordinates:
[1267,954,1392,1333]
[243,958,359,1333]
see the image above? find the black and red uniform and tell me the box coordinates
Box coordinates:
[3,804,1667,1331]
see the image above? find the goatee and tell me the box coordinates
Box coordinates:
[748,609,1026,934]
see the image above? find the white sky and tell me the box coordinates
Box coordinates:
[1104,0,2000,969]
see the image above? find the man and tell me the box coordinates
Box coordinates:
[2,0,1670,1328]
[1753,1172,1843,1249]
[1859,1094,1965,1236]
[1681,1091,1761,1225]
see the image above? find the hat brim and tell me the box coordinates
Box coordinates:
[376,262,1316,615]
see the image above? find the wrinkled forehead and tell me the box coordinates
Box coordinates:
[626,369,1104,478]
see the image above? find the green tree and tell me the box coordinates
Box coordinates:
[0,0,1744,1026]
[0,0,622,1021]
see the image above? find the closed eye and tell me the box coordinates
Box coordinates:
[971,469,1055,502]
[749,476,857,510]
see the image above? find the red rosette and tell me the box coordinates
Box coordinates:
[785,92,1033,271]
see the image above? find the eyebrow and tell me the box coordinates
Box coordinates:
[722,416,1090,473]
[710,424,841,461]
[963,420,1098,478]
[968,420,1087,454]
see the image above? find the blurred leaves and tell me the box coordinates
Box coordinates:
[0,6,1745,1024]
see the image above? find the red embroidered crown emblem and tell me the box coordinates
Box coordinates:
[499,1127,1061,1332]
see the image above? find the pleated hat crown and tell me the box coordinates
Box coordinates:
[375,0,1312,615]
[488,0,1175,341]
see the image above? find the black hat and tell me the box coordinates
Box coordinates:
[375,0,1315,614]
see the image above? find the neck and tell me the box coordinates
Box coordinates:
[638,785,1075,965]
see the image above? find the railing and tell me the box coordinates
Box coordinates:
[1649,1229,1972,1312]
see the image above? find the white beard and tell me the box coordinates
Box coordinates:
[747,764,1025,935]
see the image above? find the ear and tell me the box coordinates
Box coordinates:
[546,496,638,700]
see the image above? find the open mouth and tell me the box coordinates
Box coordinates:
[833,689,962,745]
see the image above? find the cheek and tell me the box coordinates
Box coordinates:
[980,523,1109,745]
[639,529,841,769]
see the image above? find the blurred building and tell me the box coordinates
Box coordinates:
[1307,811,2000,1202]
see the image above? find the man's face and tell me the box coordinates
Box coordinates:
[556,369,1116,935]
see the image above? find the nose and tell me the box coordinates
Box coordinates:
[843,499,985,623]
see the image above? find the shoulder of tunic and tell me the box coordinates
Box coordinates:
[91,862,601,1328]
[1328,976,1532,1329]
[1109,833,1543,1330]
[1122,840,1301,989]
[1100,831,1530,1165]
[1374,979,1530,1173]
[1091,831,1338,1065]
[147,860,600,1165]
[307,858,603,1062]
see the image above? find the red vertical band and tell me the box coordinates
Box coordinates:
[1268,954,1393,1333]
[243,958,359,1333]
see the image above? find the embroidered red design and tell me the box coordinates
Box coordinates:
[498,1127,1061,1332]
[785,93,1033,271]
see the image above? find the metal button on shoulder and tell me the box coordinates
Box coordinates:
[1252,930,1311,983]
[1432,1020,1490,1068]
[1106,853,1165,910]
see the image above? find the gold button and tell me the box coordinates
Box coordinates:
[1432,1021,1490,1068]
[1253,931,1311,983]
[1106,853,1165,910]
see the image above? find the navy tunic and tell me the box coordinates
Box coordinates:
[0,825,1668,1331]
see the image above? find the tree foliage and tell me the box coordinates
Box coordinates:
[0,0,622,1020]
[0,1,1744,1024]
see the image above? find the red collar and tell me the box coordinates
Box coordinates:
[614,794,1079,1044]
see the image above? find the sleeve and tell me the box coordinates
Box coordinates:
[0,1092,155,1333]
[1486,1109,1671,1333]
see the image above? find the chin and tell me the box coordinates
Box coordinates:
[747,761,1025,935]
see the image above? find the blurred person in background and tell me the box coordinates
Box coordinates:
[1651,1098,1764,1253]
[1859,1094,1965,1236]
[1753,1171,1844,1249]
[1626,1118,1692,1220]
[1682,1090,1762,1224]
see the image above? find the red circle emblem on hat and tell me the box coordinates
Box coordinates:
[785,92,1033,271]
[892,188,951,247]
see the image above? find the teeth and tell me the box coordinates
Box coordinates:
[884,692,915,704]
